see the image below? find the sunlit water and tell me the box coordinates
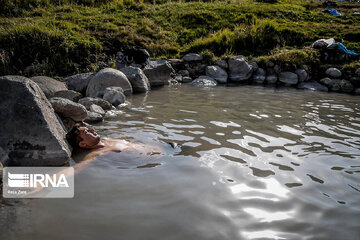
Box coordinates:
[1,85,360,240]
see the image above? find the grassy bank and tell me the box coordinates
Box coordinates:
[0,0,359,76]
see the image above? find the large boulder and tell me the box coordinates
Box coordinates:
[298,82,328,92]
[78,97,112,110]
[53,90,82,102]
[0,76,71,166]
[103,87,126,107]
[86,68,133,97]
[191,76,218,87]
[119,66,150,93]
[228,56,253,81]
[65,73,94,95]
[143,59,174,86]
[279,72,298,85]
[182,53,203,62]
[50,97,88,122]
[326,68,342,78]
[253,68,266,84]
[30,76,67,98]
[205,66,228,83]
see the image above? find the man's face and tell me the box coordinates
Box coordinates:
[77,127,101,148]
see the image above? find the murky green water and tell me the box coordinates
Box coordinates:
[1,85,360,240]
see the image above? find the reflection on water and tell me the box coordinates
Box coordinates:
[1,85,360,240]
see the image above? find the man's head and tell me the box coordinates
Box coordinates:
[66,124,101,149]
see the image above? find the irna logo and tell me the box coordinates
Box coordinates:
[8,172,69,188]
[3,167,74,198]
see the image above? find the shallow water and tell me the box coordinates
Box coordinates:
[1,85,360,240]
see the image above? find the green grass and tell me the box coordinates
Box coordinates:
[0,0,359,76]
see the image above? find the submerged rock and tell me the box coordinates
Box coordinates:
[86,68,133,97]
[298,82,328,92]
[0,76,71,166]
[191,76,218,86]
[30,76,67,98]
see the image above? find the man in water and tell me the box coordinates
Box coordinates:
[66,124,162,169]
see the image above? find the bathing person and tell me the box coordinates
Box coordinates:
[66,124,162,170]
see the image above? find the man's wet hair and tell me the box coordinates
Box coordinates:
[66,123,83,148]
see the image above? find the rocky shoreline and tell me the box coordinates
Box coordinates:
[0,52,359,166]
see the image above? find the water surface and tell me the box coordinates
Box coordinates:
[1,85,360,240]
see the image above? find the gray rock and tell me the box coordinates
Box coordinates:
[65,73,93,94]
[295,69,309,82]
[143,59,174,86]
[78,97,112,110]
[182,53,203,62]
[85,111,103,124]
[179,70,190,77]
[298,82,328,92]
[279,72,298,85]
[173,74,183,82]
[53,90,82,102]
[191,76,218,87]
[326,68,342,78]
[205,65,228,83]
[119,66,150,93]
[103,87,126,107]
[50,97,88,122]
[182,76,193,83]
[0,76,71,166]
[86,68,133,97]
[355,88,360,95]
[320,78,343,92]
[266,75,278,84]
[30,76,67,98]
[228,56,253,81]
[253,68,266,84]
[215,59,228,69]
[340,79,354,93]
[319,77,333,87]
[89,104,105,116]
[250,62,259,72]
